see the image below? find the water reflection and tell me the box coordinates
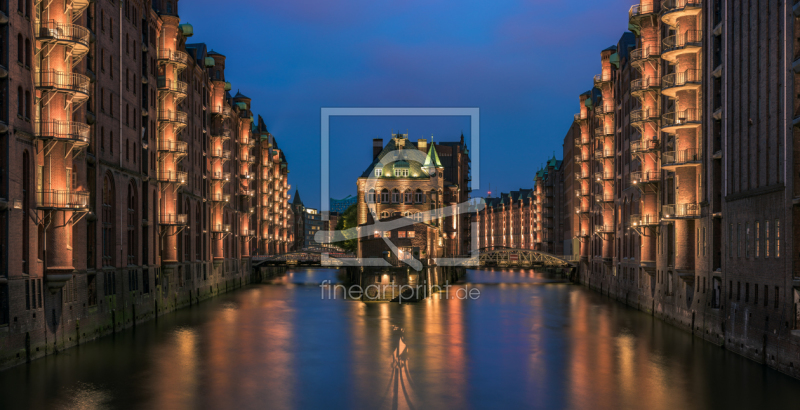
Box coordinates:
[0,267,799,409]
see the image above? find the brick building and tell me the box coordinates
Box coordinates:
[542,0,800,379]
[0,0,291,368]
[356,132,471,262]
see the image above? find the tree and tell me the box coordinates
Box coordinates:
[334,204,358,253]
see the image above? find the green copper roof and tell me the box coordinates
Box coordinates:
[610,52,620,68]
[423,143,443,168]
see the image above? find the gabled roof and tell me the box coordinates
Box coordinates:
[423,143,443,168]
[359,136,432,180]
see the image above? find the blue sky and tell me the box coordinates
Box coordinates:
[181,0,633,209]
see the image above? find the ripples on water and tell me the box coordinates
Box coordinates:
[1,267,799,410]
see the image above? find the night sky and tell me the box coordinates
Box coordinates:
[181,0,632,209]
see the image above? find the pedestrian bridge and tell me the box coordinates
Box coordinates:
[252,249,356,267]
[467,247,578,268]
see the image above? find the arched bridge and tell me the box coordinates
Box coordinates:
[470,247,577,268]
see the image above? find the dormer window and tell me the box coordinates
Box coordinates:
[394,168,409,177]
[375,168,382,177]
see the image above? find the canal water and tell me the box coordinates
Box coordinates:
[1,268,799,409]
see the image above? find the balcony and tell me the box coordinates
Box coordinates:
[629,2,657,23]
[574,136,591,146]
[661,0,702,27]
[159,213,187,226]
[595,224,615,234]
[574,153,589,163]
[595,105,614,117]
[630,214,660,227]
[35,22,90,56]
[575,171,590,180]
[155,170,187,185]
[157,77,188,99]
[594,73,612,88]
[209,105,231,116]
[662,30,703,62]
[211,224,231,234]
[630,108,658,129]
[211,149,231,161]
[156,139,188,155]
[34,70,90,102]
[34,120,90,147]
[249,207,256,214]
[661,108,701,132]
[578,230,591,237]
[630,45,661,69]
[661,69,701,98]
[157,49,190,68]
[595,171,614,181]
[631,76,661,98]
[575,188,589,198]
[240,171,252,180]
[37,190,89,210]
[575,205,591,215]
[663,148,701,169]
[630,138,659,155]
[242,154,256,163]
[594,126,614,139]
[594,148,614,159]
[574,112,588,123]
[210,129,231,141]
[596,193,614,204]
[210,171,231,182]
[630,170,661,185]
[158,110,188,126]
[209,193,231,204]
[662,203,701,219]
[239,188,255,198]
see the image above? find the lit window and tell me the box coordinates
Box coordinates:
[407,231,415,238]
[374,231,380,238]
[383,231,391,238]
[398,231,406,238]
[375,168,382,177]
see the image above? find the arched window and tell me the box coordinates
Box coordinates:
[412,212,423,222]
[366,189,375,203]
[24,90,30,118]
[127,182,137,265]
[404,189,412,204]
[22,151,29,273]
[101,127,105,151]
[380,189,389,203]
[391,189,400,203]
[415,189,423,204]
[102,174,116,267]
[380,211,389,219]
[196,204,202,260]
[16,86,22,116]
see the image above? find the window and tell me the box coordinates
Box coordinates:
[366,189,375,203]
[88,275,97,306]
[404,189,412,204]
[737,223,741,257]
[382,231,391,238]
[22,151,30,273]
[407,231,415,238]
[774,286,779,308]
[127,183,137,265]
[104,271,116,296]
[755,221,760,257]
[102,174,115,267]
[16,34,22,64]
[25,38,30,67]
[765,221,770,257]
[24,90,30,118]
[397,231,406,238]
[380,211,389,219]
[373,231,381,238]
[745,222,750,258]
[381,189,389,203]
[415,189,424,204]
[392,189,400,203]
[374,168,382,177]
[16,86,22,117]
[775,219,780,257]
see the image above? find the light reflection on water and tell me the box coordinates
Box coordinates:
[1,268,800,409]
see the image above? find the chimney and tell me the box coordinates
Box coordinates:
[373,139,383,159]
[418,138,427,152]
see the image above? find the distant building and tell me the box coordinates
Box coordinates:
[304,208,323,248]
[330,195,358,214]
[290,189,305,251]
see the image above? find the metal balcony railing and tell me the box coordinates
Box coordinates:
[594,73,612,86]
[575,205,590,214]
[575,171,590,180]
[631,77,661,93]
[595,171,614,181]
[157,77,188,96]
[595,126,614,138]
[210,129,231,140]
[34,70,91,97]
[37,190,89,209]
[630,170,661,184]
[630,214,660,226]
[34,120,90,145]
[157,110,188,125]
[209,105,232,116]
[629,3,656,19]
[211,171,231,181]
[156,139,188,154]
[630,108,657,126]
[663,148,701,166]
[155,170,187,184]
[574,112,588,122]
[35,21,90,49]
[159,213,187,225]
[662,108,701,128]
[211,149,231,160]
[575,188,589,197]
[157,49,190,66]
[594,149,614,159]
[595,224,614,233]
[209,193,230,203]
[662,203,701,219]
[574,136,591,146]
[630,45,661,62]
[662,69,702,90]
[662,0,702,12]
[663,30,703,54]
[574,153,589,163]
[595,105,614,116]
[630,139,659,154]
[596,193,614,203]
[211,224,231,233]
[240,188,255,197]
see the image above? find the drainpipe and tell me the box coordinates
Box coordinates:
[119,3,123,168]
